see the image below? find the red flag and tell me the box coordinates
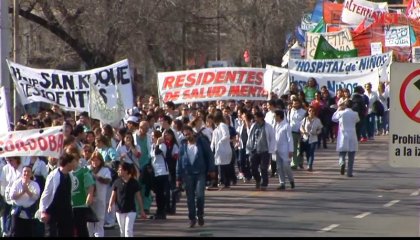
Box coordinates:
[243,50,250,63]
[406,0,420,21]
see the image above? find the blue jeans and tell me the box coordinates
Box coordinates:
[238,149,252,180]
[183,173,206,221]
[303,142,317,168]
[339,151,356,177]
[366,113,376,138]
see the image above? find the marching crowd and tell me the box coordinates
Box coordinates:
[0,77,390,237]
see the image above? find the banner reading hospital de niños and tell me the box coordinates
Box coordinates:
[157,68,268,104]
[289,51,392,82]
[0,126,64,158]
[7,59,134,112]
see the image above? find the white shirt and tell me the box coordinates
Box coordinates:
[10,179,40,218]
[187,143,198,165]
[288,108,307,133]
[0,163,23,204]
[275,120,294,153]
[151,143,169,176]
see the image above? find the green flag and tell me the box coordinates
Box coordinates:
[314,35,358,59]
[310,18,325,33]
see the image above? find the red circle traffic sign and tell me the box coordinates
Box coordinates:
[400,69,420,123]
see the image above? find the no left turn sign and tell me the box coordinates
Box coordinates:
[399,69,420,123]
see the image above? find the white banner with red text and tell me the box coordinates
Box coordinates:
[157,67,269,104]
[341,0,388,26]
[0,126,64,158]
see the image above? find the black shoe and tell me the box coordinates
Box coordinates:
[277,184,286,191]
[190,219,197,228]
[307,167,313,172]
[291,166,297,170]
[298,164,304,169]
[347,174,353,177]
[198,217,204,226]
[255,181,261,189]
[340,165,345,175]
[290,181,295,189]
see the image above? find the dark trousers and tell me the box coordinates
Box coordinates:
[10,215,34,237]
[250,151,270,187]
[165,171,178,214]
[46,213,74,237]
[219,164,231,187]
[153,175,169,216]
[238,149,252,180]
[73,207,89,237]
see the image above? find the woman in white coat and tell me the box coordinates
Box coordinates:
[331,100,360,177]
[211,111,232,189]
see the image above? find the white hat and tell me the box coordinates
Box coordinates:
[126,116,139,124]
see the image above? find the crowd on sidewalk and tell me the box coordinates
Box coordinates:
[0,78,390,237]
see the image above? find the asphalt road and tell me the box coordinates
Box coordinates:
[105,135,420,237]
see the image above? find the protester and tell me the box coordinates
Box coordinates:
[300,106,323,172]
[176,126,215,227]
[0,156,24,237]
[9,165,40,237]
[273,110,295,190]
[39,153,77,237]
[108,162,147,237]
[150,130,169,220]
[246,111,276,191]
[87,152,112,237]
[332,100,360,177]
[211,111,232,189]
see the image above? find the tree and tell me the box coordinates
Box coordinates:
[11,0,309,95]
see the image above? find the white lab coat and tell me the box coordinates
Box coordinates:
[211,122,232,166]
[332,108,360,152]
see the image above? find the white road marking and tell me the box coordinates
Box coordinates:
[354,212,371,219]
[378,195,383,198]
[410,190,419,196]
[383,200,400,207]
[318,224,340,232]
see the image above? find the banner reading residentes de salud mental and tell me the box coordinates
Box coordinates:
[157,67,269,104]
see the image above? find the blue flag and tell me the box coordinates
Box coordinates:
[310,0,323,23]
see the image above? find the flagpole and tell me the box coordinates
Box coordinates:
[0,0,11,128]
[13,0,19,126]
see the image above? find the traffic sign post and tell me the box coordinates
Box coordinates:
[390,62,420,168]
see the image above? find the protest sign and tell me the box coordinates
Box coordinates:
[289,51,392,82]
[385,25,411,47]
[0,126,64,158]
[265,65,289,96]
[157,67,269,104]
[89,82,125,128]
[341,0,388,26]
[288,69,379,95]
[7,59,134,112]
[306,29,355,59]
